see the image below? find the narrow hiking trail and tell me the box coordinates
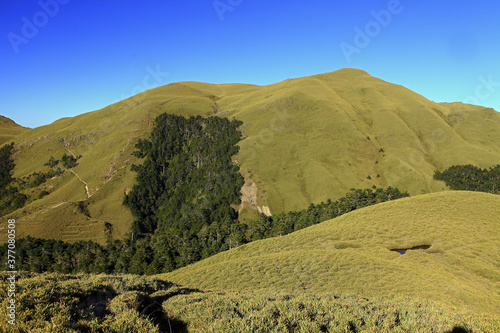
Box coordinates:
[65,148,92,199]
[69,170,91,199]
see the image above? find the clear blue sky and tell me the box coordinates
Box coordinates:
[1,0,499,128]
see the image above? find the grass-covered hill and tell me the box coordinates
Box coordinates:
[164,191,500,317]
[3,69,500,243]
[0,116,29,145]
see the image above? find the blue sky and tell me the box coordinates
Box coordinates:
[1,0,499,128]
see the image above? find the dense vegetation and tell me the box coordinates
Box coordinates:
[2,73,500,331]
[434,164,500,194]
[0,143,27,216]
[122,113,245,269]
[61,153,81,169]
[124,113,244,235]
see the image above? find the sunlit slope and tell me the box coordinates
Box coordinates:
[4,68,500,243]
[0,115,29,145]
[230,70,500,212]
[164,191,500,315]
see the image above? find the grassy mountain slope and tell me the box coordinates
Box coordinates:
[163,191,500,316]
[3,69,500,243]
[0,115,29,145]
[232,70,500,213]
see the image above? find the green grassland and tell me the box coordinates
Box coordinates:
[164,191,500,317]
[2,69,500,244]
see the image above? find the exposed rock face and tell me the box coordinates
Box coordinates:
[240,179,271,216]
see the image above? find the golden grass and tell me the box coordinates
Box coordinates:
[164,290,500,332]
[163,191,500,316]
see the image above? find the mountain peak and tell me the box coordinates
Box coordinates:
[333,67,371,75]
[315,68,373,79]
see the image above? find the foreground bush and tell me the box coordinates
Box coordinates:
[0,272,186,332]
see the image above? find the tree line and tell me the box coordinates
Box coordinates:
[3,186,409,275]
[0,142,27,216]
[434,164,500,194]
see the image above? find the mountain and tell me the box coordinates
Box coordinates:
[3,68,500,243]
[0,115,29,145]
[163,191,500,316]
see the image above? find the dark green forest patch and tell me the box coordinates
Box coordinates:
[434,164,500,194]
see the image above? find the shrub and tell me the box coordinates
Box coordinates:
[38,190,50,199]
